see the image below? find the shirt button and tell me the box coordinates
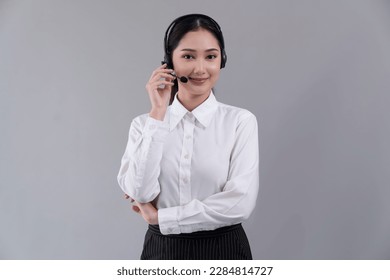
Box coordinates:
[184,154,189,159]
[183,178,188,183]
[149,124,156,129]
[186,135,191,139]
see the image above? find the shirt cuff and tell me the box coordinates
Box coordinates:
[143,116,170,143]
[158,206,181,235]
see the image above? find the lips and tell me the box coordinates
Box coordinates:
[189,77,209,83]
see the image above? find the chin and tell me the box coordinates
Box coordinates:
[191,87,212,96]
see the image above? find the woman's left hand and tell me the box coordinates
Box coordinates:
[125,194,158,225]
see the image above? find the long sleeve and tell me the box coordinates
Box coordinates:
[158,113,259,235]
[117,115,170,203]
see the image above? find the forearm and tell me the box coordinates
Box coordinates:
[158,168,259,234]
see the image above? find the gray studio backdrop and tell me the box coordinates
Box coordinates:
[1,0,389,259]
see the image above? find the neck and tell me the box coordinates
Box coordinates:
[177,90,211,112]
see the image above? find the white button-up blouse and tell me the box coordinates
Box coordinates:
[117,91,259,235]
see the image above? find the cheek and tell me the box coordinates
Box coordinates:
[171,54,183,70]
[209,58,221,73]
[209,65,220,79]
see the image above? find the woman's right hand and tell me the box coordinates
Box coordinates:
[146,63,175,119]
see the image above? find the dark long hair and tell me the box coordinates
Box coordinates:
[163,14,227,105]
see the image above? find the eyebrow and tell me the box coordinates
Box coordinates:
[180,48,220,52]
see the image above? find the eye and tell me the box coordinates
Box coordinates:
[206,54,217,60]
[183,54,194,59]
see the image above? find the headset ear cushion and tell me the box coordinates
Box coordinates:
[164,54,173,69]
[161,56,172,69]
[221,50,227,68]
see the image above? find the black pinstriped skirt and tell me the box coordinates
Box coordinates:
[140,223,252,260]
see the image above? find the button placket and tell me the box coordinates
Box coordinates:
[178,114,195,205]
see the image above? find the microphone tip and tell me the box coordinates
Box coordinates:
[180,76,188,83]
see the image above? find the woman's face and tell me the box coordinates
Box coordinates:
[172,28,222,97]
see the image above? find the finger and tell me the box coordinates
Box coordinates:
[149,68,174,80]
[146,76,173,88]
[155,72,176,80]
[149,72,175,84]
[151,68,173,77]
[159,63,173,71]
[152,80,175,88]
[150,75,176,85]
[146,81,175,93]
[124,194,135,202]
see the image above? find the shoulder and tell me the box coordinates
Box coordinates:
[216,101,257,125]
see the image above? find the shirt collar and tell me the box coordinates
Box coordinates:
[169,91,219,131]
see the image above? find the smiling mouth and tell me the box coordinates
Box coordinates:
[189,77,209,83]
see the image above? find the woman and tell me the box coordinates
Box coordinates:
[117,14,259,260]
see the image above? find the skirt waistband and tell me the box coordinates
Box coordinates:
[148,223,242,239]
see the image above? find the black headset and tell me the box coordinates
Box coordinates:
[162,14,227,69]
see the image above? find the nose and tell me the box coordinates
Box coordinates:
[193,58,205,74]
